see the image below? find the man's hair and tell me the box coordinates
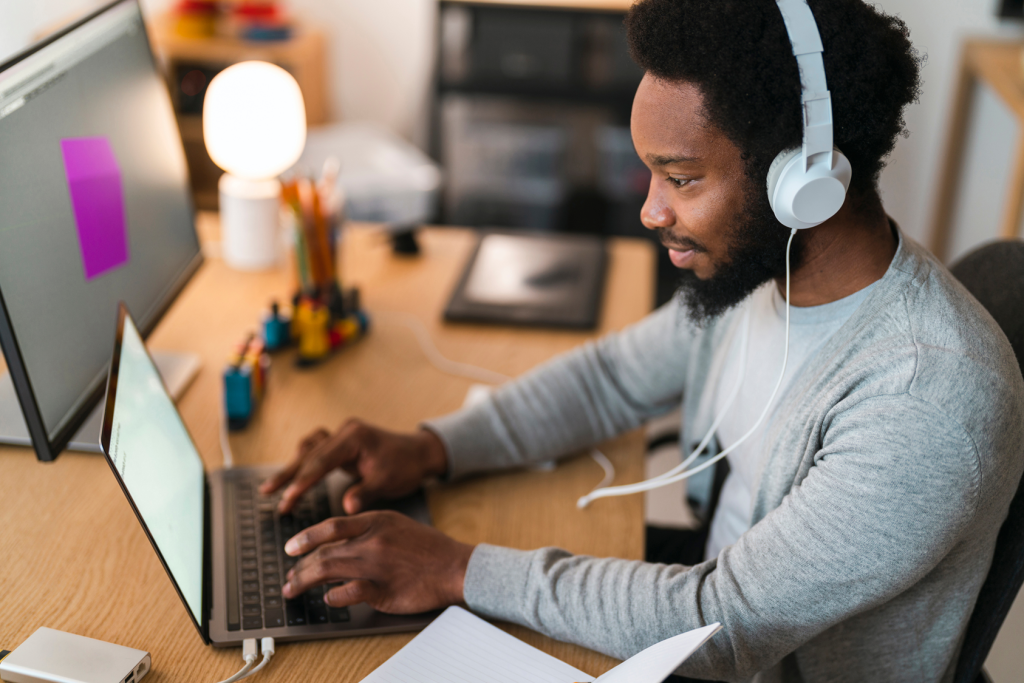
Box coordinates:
[625,0,922,195]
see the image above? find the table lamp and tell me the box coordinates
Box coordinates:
[204,60,306,270]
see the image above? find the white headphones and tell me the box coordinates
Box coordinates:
[767,0,852,230]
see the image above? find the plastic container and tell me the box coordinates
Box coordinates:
[294,122,441,228]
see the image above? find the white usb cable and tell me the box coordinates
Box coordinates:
[215,637,275,683]
[241,638,275,679]
[216,638,257,683]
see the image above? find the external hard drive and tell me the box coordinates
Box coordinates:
[0,628,150,683]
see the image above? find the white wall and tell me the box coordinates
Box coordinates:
[0,0,104,57]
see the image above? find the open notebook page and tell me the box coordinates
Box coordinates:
[361,606,588,683]
[360,606,722,683]
[594,622,722,683]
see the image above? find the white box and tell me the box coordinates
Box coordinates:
[295,122,441,228]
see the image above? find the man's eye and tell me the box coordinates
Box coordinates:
[667,176,692,188]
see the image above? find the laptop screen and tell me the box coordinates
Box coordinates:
[103,308,205,628]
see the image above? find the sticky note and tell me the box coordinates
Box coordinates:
[60,137,129,280]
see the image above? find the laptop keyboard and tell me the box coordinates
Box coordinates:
[226,477,351,631]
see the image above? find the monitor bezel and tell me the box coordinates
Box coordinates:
[0,0,204,462]
[99,302,211,644]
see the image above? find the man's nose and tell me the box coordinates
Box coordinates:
[640,177,674,230]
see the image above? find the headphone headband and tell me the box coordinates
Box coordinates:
[776,0,833,173]
[767,0,851,230]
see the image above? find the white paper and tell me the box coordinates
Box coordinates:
[360,606,589,683]
[360,606,721,683]
[594,623,722,683]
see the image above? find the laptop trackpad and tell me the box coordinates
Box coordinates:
[324,469,432,526]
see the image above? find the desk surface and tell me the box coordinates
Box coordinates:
[0,215,654,681]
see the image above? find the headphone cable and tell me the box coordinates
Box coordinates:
[578,227,799,509]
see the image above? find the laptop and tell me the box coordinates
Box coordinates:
[99,303,435,646]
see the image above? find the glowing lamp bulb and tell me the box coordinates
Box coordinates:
[203,61,306,180]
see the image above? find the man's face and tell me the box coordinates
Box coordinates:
[631,74,795,323]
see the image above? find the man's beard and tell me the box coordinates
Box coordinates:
[665,186,802,326]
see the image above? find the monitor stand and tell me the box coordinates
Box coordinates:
[0,350,201,454]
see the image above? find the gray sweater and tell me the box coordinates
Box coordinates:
[425,231,1024,683]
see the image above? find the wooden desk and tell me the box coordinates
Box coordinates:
[0,215,654,681]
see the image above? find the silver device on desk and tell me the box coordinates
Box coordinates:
[100,304,435,645]
[0,0,202,461]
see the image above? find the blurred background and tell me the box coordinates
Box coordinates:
[6,0,1024,307]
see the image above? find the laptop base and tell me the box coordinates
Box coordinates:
[207,466,437,646]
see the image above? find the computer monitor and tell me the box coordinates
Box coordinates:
[0,0,203,462]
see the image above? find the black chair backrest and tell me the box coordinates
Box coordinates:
[950,240,1024,683]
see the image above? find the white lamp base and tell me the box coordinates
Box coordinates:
[219,174,282,270]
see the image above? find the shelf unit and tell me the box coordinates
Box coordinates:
[432,0,646,231]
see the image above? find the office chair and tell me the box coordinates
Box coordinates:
[950,240,1024,683]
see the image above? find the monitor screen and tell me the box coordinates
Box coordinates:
[0,0,201,450]
[103,307,206,629]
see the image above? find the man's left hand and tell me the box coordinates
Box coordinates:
[281,510,474,614]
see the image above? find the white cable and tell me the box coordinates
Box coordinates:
[379,310,616,487]
[217,639,257,683]
[238,638,275,679]
[220,397,235,468]
[649,306,752,483]
[376,310,512,385]
[581,309,749,501]
[590,449,616,489]
[578,228,799,509]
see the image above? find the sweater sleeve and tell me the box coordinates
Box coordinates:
[424,302,695,479]
[462,394,987,681]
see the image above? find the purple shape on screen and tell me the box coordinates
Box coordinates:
[60,137,129,280]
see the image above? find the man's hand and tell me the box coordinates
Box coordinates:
[281,510,473,614]
[260,420,449,514]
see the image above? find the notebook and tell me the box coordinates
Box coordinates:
[360,606,721,683]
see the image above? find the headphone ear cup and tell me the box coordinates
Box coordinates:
[767,148,801,215]
[768,147,852,230]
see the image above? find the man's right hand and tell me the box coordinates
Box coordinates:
[259,420,449,515]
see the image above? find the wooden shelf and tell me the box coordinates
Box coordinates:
[964,40,1024,121]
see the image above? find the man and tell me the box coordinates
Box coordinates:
[262,1,1024,680]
